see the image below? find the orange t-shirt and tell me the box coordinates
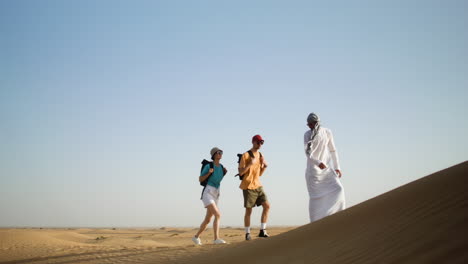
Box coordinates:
[239,151,263,190]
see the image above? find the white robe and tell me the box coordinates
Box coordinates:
[304,127,345,222]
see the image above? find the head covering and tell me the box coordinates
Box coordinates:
[307,112,321,144]
[210,147,222,157]
[252,134,264,143]
[307,113,320,123]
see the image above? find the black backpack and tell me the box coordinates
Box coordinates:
[199,159,227,199]
[200,159,214,187]
[235,150,262,180]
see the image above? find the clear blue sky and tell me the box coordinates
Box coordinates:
[1,0,467,227]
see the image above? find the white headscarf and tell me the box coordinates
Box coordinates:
[306,113,321,155]
[307,113,321,141]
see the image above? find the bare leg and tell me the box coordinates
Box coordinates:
[261,201,270,224]
[206,203,221,240]
[195,207,213,238]
[244,207,253,228]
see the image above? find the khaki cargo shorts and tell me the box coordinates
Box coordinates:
[243,186,268,208]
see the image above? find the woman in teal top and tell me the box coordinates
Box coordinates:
[192,147,228,245]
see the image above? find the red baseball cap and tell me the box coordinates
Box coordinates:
[252,134,264,143]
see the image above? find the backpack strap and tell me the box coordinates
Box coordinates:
[247,150,262,158]
[220,164,227,175]
[200,187,206,200]
[248,150,262,159]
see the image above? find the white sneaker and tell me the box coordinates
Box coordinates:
[213,239,226,244]
[192,236,202,246]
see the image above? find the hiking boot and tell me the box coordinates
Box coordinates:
[192,236,202,246]
[245,233,251,241]
[213,239,226,244]
[258,229,269,238]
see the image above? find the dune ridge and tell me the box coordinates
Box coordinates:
[171,161,468,264]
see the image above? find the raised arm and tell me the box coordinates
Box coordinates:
[199,164,214,183]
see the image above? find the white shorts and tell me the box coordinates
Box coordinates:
[201,185,220,208]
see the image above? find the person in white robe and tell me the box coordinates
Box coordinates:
[304,113,345,222]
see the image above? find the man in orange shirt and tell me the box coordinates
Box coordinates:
[238,135,270,240]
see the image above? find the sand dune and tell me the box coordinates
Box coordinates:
[171,161,468,264]
[1,161,466,263]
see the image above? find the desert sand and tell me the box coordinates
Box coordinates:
[1,161,467,263]
[0,227,295,263]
